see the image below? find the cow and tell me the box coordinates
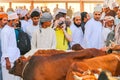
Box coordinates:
[24,44,83,58]
[66,53,120,80]
[24,49,65,58]
[9,49,66,77]
[9,48,106,80]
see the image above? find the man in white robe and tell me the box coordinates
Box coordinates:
[70,12,84,47]
[26,11,40,40]
[20,9,30,32]
[83,5,104,49]
[1,12,20,80]
[0,12,8,80]
[31,12,56,49]
[102,16,114,46]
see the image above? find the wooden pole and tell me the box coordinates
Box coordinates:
[80,0,84,12]
[65,1,68,10]
[9,2,12,8]
[30,1,34,10]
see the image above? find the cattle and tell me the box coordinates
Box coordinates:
[66,53,120,80]
[24,49,65,58]
[9,49,66,77]
[24,44,84,58]
[9,48,106,80]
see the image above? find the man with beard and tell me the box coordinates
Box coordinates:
[83,5,104,49]
[1,12,20,80]
[70,12,84,47]
[0,12,8,80]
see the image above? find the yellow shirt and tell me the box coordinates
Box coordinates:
[55,27,72,50]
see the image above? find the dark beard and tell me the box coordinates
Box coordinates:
[74,22,81,27]
[16,23,20,28]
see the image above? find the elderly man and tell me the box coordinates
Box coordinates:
[1,12,20,80]
[31,12,56,49]
[83,5,103,49]
[0,12,8,80]
[70,12,84,47]
[102,16,114,46]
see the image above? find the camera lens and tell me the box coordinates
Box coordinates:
[58,21,64,26]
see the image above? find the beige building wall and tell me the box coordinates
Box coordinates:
[0,0,111,13]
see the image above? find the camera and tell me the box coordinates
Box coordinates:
[58,21,65,27]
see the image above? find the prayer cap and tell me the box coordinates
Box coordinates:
[73,11,81,18]
[103,4,109,8]
[40,12,53,22]
[112,2,119,8]
[94,5,102,12]
[8,12,18,20]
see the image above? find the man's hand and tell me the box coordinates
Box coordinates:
[5,57,11,70]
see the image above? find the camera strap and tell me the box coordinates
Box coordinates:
[63,35,65,45]
[63,27,68,45]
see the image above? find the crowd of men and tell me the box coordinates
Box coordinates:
[0,2,120,80]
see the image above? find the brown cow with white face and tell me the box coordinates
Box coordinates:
[66,53,120,80]
[9,48,106,80]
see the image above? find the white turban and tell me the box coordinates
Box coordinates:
[104,16,114,22]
